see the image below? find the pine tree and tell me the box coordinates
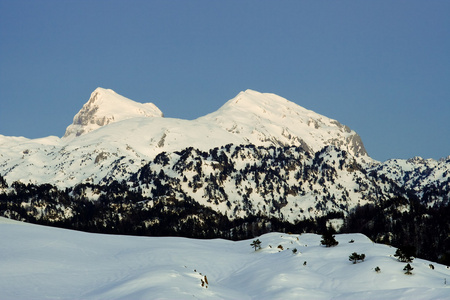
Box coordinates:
[349,252,366,264]
[403,263,414,275]
[394,245,415,263]
[349,252,359,264]
[250,239,262,251]
[320,230,338,247]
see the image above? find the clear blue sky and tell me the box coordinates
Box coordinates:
[1,0,449,161]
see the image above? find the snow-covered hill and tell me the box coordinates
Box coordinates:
[1,217,448,299]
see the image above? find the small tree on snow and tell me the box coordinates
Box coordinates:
[403,263,414,275]
[320,230,338,247]
[349,252,366,264]
[251,239,262,251]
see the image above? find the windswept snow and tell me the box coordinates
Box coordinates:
[1,217,449,299]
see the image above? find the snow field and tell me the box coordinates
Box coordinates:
[1,217,449,299]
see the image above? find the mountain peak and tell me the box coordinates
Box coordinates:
[227,89,301,111]
[63,88,163,138]
[201,90,368,157]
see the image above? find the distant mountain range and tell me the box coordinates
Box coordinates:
[0,88,449,263]
[0,88,369,187]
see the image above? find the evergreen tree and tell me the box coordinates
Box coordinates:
[250,239,262,251]
[0,175,7,188]
[349,252,366,264]
[320,230,338,247]
[349,252,359,264]
[394,245,415,263]
[403,263,414,275]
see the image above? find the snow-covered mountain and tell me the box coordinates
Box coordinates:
[368,156,450,206]
[198,89,367,157]
[0,88,448,212]
[63,88,163,138]
[1,217,449,299]
[1,88,449,264]
[0,88,369,188]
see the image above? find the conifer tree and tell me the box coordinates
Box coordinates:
[394,245,415,263]
[250,239,262,251]
[349,252,366,264]
[403,263,414,275]
[320,230,338,247]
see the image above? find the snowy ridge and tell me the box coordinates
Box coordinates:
[0,88,369,187]
[1,217,449,299]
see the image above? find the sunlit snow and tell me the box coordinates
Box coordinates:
[0,88,369,188]
[1,217,448,299]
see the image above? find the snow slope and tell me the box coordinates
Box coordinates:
[1,217,449,299]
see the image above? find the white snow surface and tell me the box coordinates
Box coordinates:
[1,217,449,300]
